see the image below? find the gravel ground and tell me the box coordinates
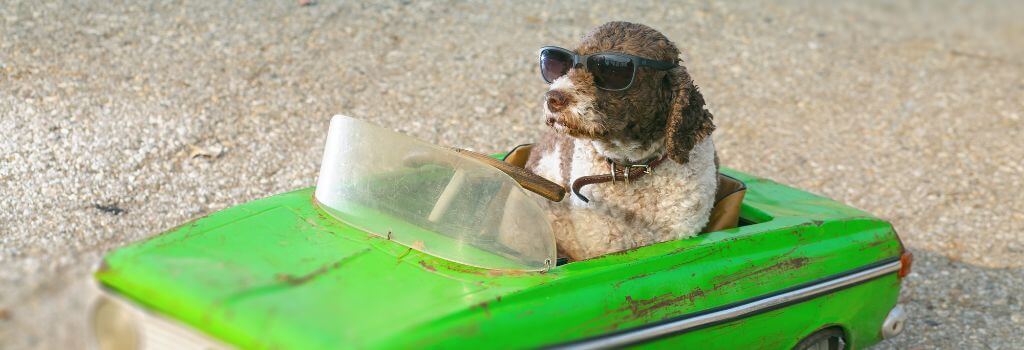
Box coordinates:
[2,0,1022,348]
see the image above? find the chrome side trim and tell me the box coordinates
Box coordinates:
[552,259,902,350]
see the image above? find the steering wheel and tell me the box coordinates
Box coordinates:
[403,148,566,222]
[447,148,566,202]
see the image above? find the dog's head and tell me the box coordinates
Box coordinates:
[543,21,714,164]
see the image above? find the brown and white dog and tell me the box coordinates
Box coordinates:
[526,22,718,261]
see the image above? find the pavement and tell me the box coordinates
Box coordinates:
[2,0,1022,348]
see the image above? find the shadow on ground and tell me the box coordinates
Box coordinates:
[875,249,1023,349]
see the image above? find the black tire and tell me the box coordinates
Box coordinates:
[793,327,847,350]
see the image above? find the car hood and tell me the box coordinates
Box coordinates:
[96,188,556,349]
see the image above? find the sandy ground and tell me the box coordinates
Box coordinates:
[2,0,1022,348]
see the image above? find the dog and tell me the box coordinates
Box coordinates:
[525,21,718,261]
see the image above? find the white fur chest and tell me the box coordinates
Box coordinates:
[531,137,719,260]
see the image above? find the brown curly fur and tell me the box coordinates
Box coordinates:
[522,21,721,261]
[529,21,715,166]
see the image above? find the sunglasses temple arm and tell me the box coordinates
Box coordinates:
[639,58,678,70]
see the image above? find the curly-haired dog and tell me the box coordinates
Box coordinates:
[526,21,718,261]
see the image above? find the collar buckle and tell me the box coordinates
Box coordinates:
[630,164,652,174]
[624,164,651,183]
[607,160,655,184]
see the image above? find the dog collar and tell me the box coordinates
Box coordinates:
[569,154,669,203]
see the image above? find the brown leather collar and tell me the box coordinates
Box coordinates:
[570,154,669,202]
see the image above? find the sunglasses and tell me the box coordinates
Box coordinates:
[539,46,677,91]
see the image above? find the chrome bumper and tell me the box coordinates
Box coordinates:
[881,304,907,339]
[90,287,231,350]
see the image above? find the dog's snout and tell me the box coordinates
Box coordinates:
[546,90,571,113]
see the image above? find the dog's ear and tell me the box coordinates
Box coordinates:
[664,64,715,164]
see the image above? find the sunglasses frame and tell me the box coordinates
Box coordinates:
[539,46,678,91]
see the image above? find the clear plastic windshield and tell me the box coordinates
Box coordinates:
[314,116,556,271]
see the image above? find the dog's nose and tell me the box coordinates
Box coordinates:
[546,90,570,113]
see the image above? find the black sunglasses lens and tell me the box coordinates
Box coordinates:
[540,49,573,83]
[588,55,634,90]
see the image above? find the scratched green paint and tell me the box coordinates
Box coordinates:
[96,167,903,349]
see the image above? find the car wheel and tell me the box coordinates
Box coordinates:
[793,327,847,350]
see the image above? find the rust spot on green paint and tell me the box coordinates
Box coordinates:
[668,237,735,256]
[419,260,437,272]
[619,287,706,319]
[436,259,535,277]
[275,249,369,286]
[308,197,349,231]
[301,216,327,232]
[395,248,413,262]
[473,301,492,318]
[615,245,729,288]
[434,262,486,275]
[712,257,811,291]
[859,239,888,251]
[614,272,655,288]
[309,193,321,208]
[669,245,726,267]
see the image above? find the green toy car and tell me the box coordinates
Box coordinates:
[91,116,911,350]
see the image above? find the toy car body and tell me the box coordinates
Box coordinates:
[91,116,910,350]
